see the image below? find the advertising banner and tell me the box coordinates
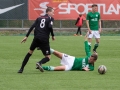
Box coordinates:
[0,0,27,19]
[29,0,120,20]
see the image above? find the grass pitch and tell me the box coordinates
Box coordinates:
[0,36,120,90]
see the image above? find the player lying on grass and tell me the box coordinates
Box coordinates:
[37,35,98,72]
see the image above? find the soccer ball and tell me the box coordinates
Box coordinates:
[98,65,107,74]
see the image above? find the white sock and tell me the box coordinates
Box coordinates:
[50,48,54,54]
[49,66,55,71]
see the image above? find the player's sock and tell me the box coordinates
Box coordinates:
[50,48,54,54]
[42,66,55,71]
[93,43,99,51]
[38,57,50,64]
[20,53,32,70]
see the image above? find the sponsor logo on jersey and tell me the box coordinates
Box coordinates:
[46,50,49,54]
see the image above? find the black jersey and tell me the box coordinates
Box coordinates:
[26,14,54,40]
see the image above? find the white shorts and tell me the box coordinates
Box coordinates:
[88,31,100,38]
[60,53,75,71]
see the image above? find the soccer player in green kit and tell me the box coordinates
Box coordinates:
[37,35,98,72]
[86,4,102,53]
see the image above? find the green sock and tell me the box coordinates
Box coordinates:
[93,43,99,51]
[50,48,54,54]
[42,66,55,71]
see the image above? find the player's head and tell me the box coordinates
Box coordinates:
[79,14,82,17]
[91,4,98,12]
[46,7,54,17]
[89,53,98,63]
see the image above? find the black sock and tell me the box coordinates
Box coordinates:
[39,57,50,64]
[93,43,99,51]
[20,53,32,70]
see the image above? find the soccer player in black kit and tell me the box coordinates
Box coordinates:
[18,7,55,73]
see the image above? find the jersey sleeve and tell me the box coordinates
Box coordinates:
[86,13,89,20]
[50,28,54,36]
[84,41,91,57]
[75,17,79,25]
[26,18,38,37]
[98,13,101,20]
[49,17,54,36]
[48,17,54,28]
[89,64,94,71]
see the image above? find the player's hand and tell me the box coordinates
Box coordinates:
[21,37,28,43]
[88,28,92,34]
[99,28,102,33]
[93,51,98,55]
[82,67,89,71]
[52,36,55,41]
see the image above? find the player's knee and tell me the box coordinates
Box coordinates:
[46,55,51,60]
[28,50,34,54]
[96,38,100,43]
[96,42,99,44]
[45,57,50,62]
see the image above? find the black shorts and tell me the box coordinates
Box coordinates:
[30,38,50,55]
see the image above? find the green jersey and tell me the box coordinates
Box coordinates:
[86,12,100,30]
[71,41,94,71]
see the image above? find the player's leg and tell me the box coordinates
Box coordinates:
[36,40,51,72]
[76,27,80,35]
[93,31,100,53]
[74,27,80,36]
[18,38,37,73]
[93,38,100,53]
[42,52,74,71]
[50,49,63,59]
[37,49,64,72]
[87,31,93,51]
[37,47,60,66]
[79,26,82,36]
[42,65,66,71]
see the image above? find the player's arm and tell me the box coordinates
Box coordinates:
[49,18,55,40]
[84,34,91,57]
[82,65,94,71]
[21,18,38,43]
[86,13,91,34]
[75,18,79,25]
[82,18,84,24]
[86,20,90,29]
[82,67,90,71]
[50,28,55,40]
[26,18,38,37]
[98,14,102,33]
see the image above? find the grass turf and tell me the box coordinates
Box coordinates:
[0,36,120,90]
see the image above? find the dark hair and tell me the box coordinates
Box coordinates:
[91,54,98,60]
[92,4,98,7]
[46,7,53,13]
[79,14,82,17]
